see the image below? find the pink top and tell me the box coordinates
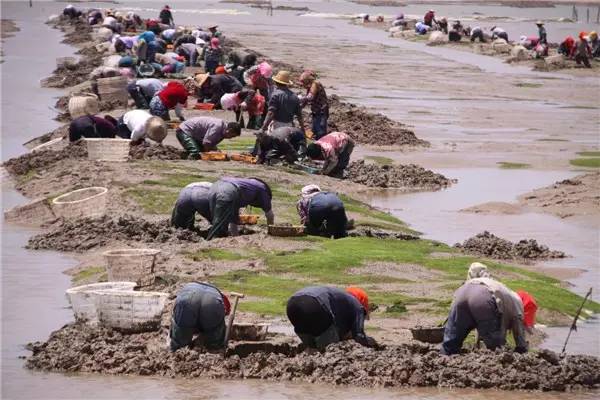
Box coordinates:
[317,131,350,159]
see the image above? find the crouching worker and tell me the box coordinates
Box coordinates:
[69,115,118,142]
[286,286,378,350]
[169,282,230,351]
[127,78,164,109]
[255,127,306,165]
[176,117,241,159]
[206,177,274,240]
[441,262,537,355]
[306,131,355,178]
[116,109,167,145]
[220,88,265,129]
[296,185,347,239]
[171,182,213,230]
[149,81,188,121]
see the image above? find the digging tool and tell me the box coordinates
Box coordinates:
[561,287,592,356]
[223,291,245,357]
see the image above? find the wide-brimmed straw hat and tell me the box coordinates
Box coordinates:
[535,20,544,25]
[195,73,210,87]
[272,70,293,86]
[145,117,167,143]
[208,24,218,29]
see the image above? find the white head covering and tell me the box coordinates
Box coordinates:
[185,182,213,189]
[468,262,491,280]
[301,184,321,198]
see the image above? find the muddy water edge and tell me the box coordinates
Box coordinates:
[1,2,598,400]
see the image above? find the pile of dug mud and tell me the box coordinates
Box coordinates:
[27,215,202,252]
[349,227,418,240]
[455,231,566,260]
[347,160,452,189]
[129,143,185,160]
[2,141,87,176]
[27,323,600,391]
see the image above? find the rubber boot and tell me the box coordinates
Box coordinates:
[176,130,201,159]
[246,115,258,130]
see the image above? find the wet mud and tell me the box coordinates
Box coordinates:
[347,160,453,189]
[2,141,87,176]
[349,227,418,240]
[26,323,600,391]
[27,215,203,252]
[455,231,566,261]
[129,143,185,160]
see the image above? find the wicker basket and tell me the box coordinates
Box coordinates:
[31,137,67,153]
[52,187,108,219]
[85,138,130,162]
[65,282,137,324]
[95,290,168,333]
[68,94,99,119]
[239,214,259,225]
[103,248,160,287]
[200,151,228,161]
[230,153,257,164]
[96,76,128,103]
[3,197,57,226]
[410,326,445,344]
[267,225,305,237]
[231,323,270,341]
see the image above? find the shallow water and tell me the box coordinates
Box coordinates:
[1,1,598,398]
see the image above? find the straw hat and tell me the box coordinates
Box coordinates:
[272,70,293,86]
[195,73,210,87]
[145,117,167,143]
[535,20,544,25]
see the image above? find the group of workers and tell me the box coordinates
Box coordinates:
[169,262,537,356]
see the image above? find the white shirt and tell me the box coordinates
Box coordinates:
[102,16,117,29]
[123,110,153,141]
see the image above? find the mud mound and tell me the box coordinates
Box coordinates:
[349,227,418,240]
[347,160,452,189]
[327,96,427,146]
[129,143,185,160]
[2,141,87,176]
[42,54,104,89]
[27,324,600,391]
[455,231,566,260]
[27,214,202,252]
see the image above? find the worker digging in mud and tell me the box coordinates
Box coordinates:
[177,42,202,67]
[574,31,592,68]
[226,50,257,85]
[254,126,307,165]
[206,177,274,240]
[171,182,213,230]
[149,81,188,122]
[449,20,464,42]
[490,26,508,42]
[536,21,547,45]
[63,5,82,19]
[127,78,164,109]
[306,131,355,178]
[298,70,329,140]
[414,21,430,35]
[558,36,576,57]
[244,61,273,124]
[259,70,305,134]
[159,5,174,28]
[423,9,437,27]
[194,73,243,108]
[392,13,407,28]
[590,31,600,58]
[68,115,118,142]
[208,24,223,39]
[286,286,379,350]
[441,262,537,356]
[169,282,230,351]
[220,88,265,129]
[470,26,486,43]
[115,109,167,145]
[175,116,241,160]
[203,38,224,74]
[296,185,348,239]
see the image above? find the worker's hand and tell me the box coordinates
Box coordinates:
[240,102,248,111]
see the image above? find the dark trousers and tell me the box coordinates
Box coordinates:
[442,283,504,355]
[496,32,508,41]
[205,60,218,75]
[115,116,132,139]
[471,31,485,43]
[287,295,332,336]
[307,193,348,239]
[207,181,240,240]
[312,110,329,140]
[329,141,354,177]
[127,82,152,109]
[575,54,591,68]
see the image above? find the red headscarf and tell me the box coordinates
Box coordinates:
[579,31,587,40]
[215,65,226,74]
[517,290,537,328]
[346,287,369,313]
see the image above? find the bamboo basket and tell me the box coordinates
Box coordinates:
[68,94,99,119]
[52,187,108,219]
[85,138,130,162]
[239,214,259,225]
[3,197,57,226]
[103,248,160,287]
[267,225,305,237]
[200,151,228,161]
[95,290,169,333]
[229,153,257,164]
[96,76,128,103]
[65,282,137,324]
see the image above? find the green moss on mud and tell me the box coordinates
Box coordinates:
[497,162,531,169]
[570,158,600,168]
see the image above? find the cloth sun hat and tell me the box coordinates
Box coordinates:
[195,73,210,87]
[210,37,220,49]
[517,290,537,328]
[579,31,587,40]
[145,116,167,143]
[467,262,491,280]
[208,24,218,29]
[590,31,598,40]
[299,70,316,84]
[346,287,369,313]
[215,65,226,74]
[301,184,321,197]
[272,70,293,86]
[536,20,544,25]
[257,61,273,78]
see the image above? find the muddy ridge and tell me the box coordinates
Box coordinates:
[129,142,185,160]
[27,214,203,252]
[349,227,418,240]
[2,141,87,176]
[455,231,566,261]
[347,159,452,189]
[26,323,600,391]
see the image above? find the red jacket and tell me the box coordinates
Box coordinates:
[424,11,435,24]
[158,81,188,109]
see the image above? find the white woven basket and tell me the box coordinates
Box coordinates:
[68,94,99,119]
[85,138,130,162]
[103,248,160,286]
[95,290,168,333]
[97,76,128,103]
[3,197,56,226]
[65,282,137,324]
[52,187,108,219]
